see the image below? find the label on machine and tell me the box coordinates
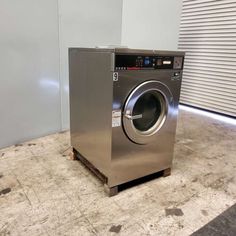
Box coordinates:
[112,110,121,127]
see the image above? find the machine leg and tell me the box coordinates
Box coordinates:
[163,168,171,177]
[69,148,78,161]
[109,186,118,197]
[104,185,118,197]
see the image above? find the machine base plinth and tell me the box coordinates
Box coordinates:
[104,185,118,197]
[72,148,172,196]
[69,150,77,160]
[73,148,108,184]
[163,167,171,177]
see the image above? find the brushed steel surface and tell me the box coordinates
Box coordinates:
[69,48,113,177]
[110,69,182,187]
[69,48,184,188]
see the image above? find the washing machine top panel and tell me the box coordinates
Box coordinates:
[115,54,184,70]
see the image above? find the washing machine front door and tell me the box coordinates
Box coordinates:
[123,80,173,144]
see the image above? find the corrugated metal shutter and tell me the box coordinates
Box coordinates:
[178,0,236,117]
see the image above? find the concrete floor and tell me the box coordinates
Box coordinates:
[0,108,236,236]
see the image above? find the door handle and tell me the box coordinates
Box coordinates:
[124,114,143,120]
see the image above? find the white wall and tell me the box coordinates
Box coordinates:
[0,0,123,148]
[0,0,61,148]
[58,0,123,129]
[121,0,182,50]
[0,0,181,148]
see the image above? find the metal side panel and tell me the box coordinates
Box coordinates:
[69,49,113,177]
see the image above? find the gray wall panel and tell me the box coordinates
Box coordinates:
[0,0,61,148]
[121,0,182,50]
[58,0,123,130]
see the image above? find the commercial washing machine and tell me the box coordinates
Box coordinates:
[69,48,184,196]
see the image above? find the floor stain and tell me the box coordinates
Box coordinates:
[210,177,226,190]
[178,222,184,229]
[0,228,10,236]
[28,143,36,146]
[201,210,208,216]
[204,173,211,177]
[15,144,23,147]
[201,175,232,191]
[109,225,122,233]
[0,174,3,178]
[0,187,11,196]
[165,208,184,216]
[192,178,198,182]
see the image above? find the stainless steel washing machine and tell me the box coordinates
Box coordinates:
[69,48,184,195]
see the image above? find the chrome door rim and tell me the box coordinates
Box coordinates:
[122,80,173,145]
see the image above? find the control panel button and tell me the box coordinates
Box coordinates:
[171,71,181,81]
[144,57,150,65]
[157,59,162,66]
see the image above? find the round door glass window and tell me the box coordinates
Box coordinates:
[132,91,163,132]
[123,80,172,144]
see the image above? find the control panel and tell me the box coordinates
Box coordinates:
[115,55,184,70]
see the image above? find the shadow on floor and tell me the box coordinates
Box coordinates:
[192,203,236,236]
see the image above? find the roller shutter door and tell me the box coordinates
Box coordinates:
[179,0,236,117]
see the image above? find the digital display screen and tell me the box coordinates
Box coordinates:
[163,60,171,65]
